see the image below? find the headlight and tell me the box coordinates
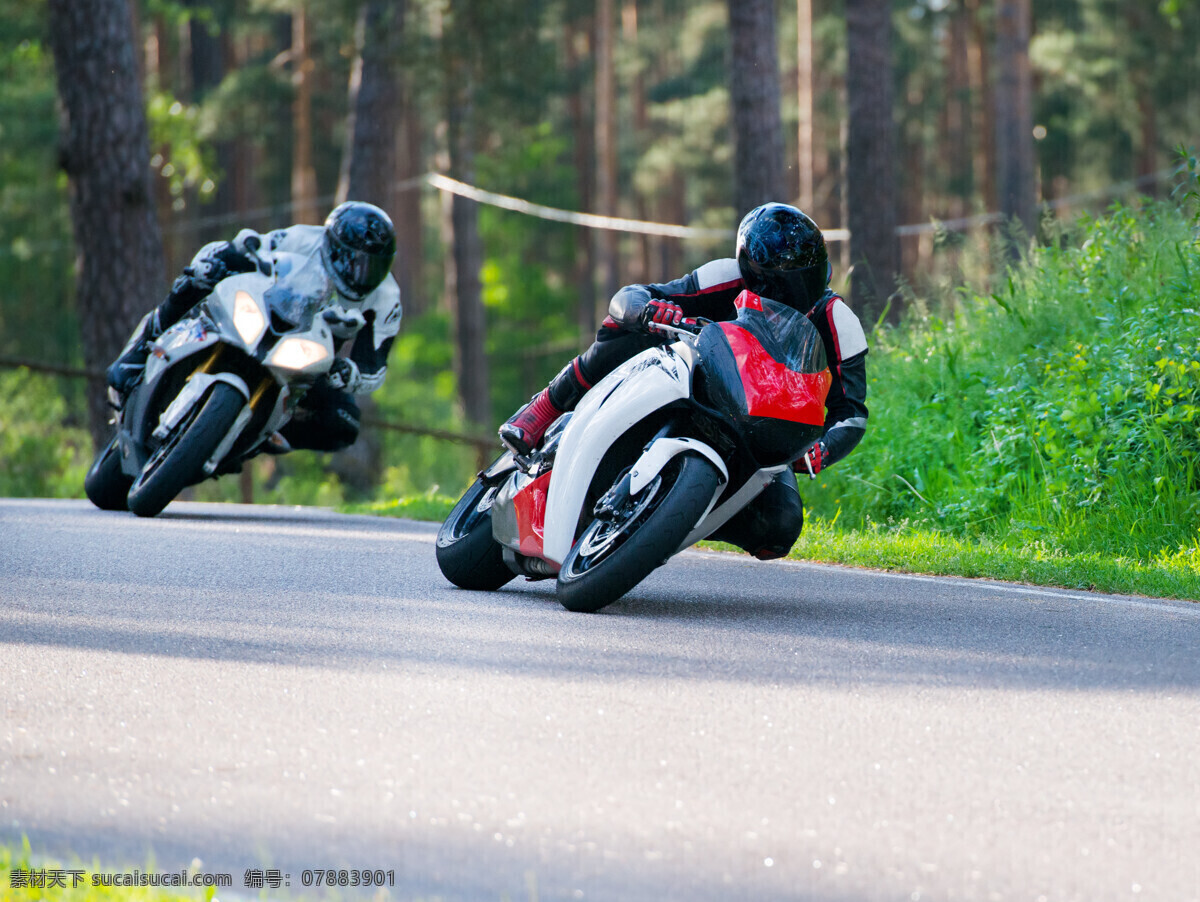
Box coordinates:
[233,290,266,345]
[268,337,330,371]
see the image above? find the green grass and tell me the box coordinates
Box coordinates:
[803,196,1200,575]
[347,497,1200,600]
[1,838,218,902]
[786,515,1200,600]
[340,487,457,522]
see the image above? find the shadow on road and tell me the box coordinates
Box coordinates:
[3,500,1198,694]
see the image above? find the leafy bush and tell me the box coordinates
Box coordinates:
[0,368,90,498]
[807,199,1200,562]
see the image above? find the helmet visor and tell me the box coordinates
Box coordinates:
[325,233,393,300]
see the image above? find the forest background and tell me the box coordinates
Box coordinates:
[2,0,1199,595]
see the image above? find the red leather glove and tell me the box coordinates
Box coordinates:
[793,441,828,479]
[645,299,685,326]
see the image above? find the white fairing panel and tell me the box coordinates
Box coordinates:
[541,346,692,566]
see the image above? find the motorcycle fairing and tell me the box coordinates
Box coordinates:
[118,262,337,480]
[540,344,694,567]
[152,372,250,440]
[492,469,537,554]
[694,292,831,466]
[628,436,727,495]
[721,290,829,425]
[716,325,830,425]
[511,471,553,557]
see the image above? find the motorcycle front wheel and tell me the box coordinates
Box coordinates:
[436,476,515,591]
[556,452,721,613]
[127,382,245,518]
[84,436,133,511]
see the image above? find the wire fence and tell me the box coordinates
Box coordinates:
[0,355,496,462]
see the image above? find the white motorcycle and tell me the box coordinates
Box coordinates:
[85,250,360,517]
[436,292,832,613]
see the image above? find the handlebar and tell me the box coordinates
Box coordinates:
[646,316,712,340]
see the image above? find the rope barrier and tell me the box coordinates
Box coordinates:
[423,173,849,242]
[2,165,1181,258]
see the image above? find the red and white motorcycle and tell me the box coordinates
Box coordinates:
[436,291,831,613]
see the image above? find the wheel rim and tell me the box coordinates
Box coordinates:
[563,475,662,578]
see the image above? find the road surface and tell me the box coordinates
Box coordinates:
[2,498,1198,901]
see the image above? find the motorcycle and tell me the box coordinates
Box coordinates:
[85,249,361,517]
[436,290,832,613]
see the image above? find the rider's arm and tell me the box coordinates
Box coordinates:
[186,228,272,288]
[812,297,869,469]
[607,258,744,327]
[345,316,395,394]
[343,280,402,394]
[820,349,868,468]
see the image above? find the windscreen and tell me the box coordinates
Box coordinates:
[756,298,827,373]
[263,251,335,328]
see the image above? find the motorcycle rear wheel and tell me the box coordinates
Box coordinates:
[556,452,720,613]
[127,382,244,518]
[436,476,515,591]
[84,437,133,511]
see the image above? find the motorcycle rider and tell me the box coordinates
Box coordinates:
[499,202,869,560]
[106,201,401,454]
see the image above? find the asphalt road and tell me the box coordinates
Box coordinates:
[2,498,1198,902]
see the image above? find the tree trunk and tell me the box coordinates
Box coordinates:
[566,17,597,343]
[188,4,234,248]
[394,74,425,317]
[1127,4,1158,198]
[845,0,899,324]
[727,0,786,220]
[332,0,405,498]
[945,0,972,220]
[797,0,815,213]
[967,0,997,214]
[623,0,650,285]
[291,5,320,225]
[444,10,489,428]
[48,0,166,452]
[337,0,401,210]
[594,0,619,307]
[994,0,1036,254]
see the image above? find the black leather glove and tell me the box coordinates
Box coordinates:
[642,299,685,327]
[793,440,828,479]
[325,357,363,393]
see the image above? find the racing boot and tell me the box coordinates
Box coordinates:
[499,358,592,456]
[499,388,563,456]
[106,273,214,399]
[105,311,162,398]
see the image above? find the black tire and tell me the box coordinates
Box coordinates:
[556,452,721,613]
[127,382,245,518]
[436,477,515,591]
[84,437,133,511]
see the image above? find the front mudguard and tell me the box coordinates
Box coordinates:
[541,346,693,566]
[627,437,728,555]
[120,371,250,479]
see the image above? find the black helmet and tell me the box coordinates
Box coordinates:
[321,201,396,301]
[735,203,829,313]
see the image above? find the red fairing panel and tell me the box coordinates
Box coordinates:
[734,291,764,312]
[513,471,553,558]
[718,323,831,425]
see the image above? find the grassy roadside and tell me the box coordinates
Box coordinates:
[342,496,1200,602]
[1,839,216,902]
